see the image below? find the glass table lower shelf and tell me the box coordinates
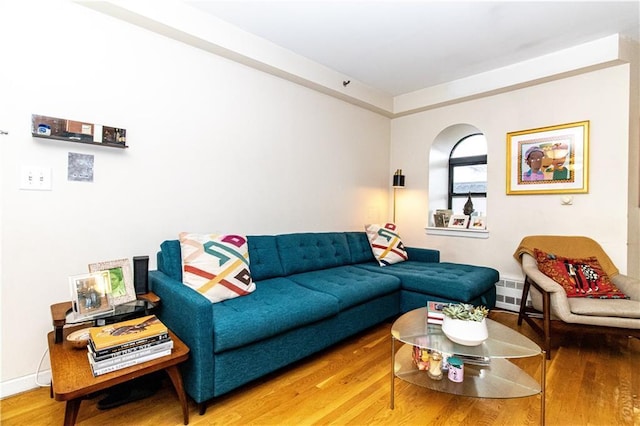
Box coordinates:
[394,344,541,398]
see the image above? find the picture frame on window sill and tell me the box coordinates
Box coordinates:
[447,215,470,229]
[88,258,136,306]
[469,216,487,230]
[506,120,589,195]
[70,271,114,320]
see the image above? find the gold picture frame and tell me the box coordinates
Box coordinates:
[88,258,136,306]
[506,121,589,195]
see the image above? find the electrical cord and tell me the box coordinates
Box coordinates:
[35,348,51,387]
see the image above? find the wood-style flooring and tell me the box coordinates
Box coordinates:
[1,311,638,425]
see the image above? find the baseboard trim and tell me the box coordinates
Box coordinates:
[1,371,51,399]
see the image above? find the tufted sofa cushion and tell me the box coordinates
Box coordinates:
[276,233,352,276]
[345,231,377,264]
[246,235,285,281]
[355,261,498,303]
[211,277,340,352]
[287,265,401,310]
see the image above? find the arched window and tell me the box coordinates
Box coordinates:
[448,134,487,215]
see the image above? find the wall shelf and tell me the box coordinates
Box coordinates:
[425,227,489,239]
[32,133,128,149]
[31,114,128,149]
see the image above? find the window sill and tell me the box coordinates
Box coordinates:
[425,227,489,239]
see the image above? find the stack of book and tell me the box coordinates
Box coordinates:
[87,314,172,376]
[426,301,449,325]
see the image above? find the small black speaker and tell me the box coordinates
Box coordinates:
[133,256,149,295]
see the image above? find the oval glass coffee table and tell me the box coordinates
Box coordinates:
[391,308,545,424]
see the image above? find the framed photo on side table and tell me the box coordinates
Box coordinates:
[506,121,589,195]
[70,271,114,320]
[89,258,136,306]
[448,215,470,229]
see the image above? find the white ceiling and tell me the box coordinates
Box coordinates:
[186,1,640,96]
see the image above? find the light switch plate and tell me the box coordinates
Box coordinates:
[20,166,52,190]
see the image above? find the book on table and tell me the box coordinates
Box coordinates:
[426,301,450,325]
[89,314,168,351]
[88,340,174,376]
[88,333,171,361]
[87,314,173,375]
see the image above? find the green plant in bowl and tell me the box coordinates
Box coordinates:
[442,303,489,322]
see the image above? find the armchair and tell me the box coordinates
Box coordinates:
[514,235,640,359]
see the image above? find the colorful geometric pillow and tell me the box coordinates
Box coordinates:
[365,223,408,266]
[179,232,256,303]
[534,249,628,299]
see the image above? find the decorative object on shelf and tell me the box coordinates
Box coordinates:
[469,215,487,230]
[433,209,452,228]
[447,356,464,382]
[89,258,137,306]
[392,169,406,222]
[506,120,589,195]
[447,214,469,229]
[463,192,474,216]
[31,114,128,148]
[412,345,430,371]
[441,303,489,346]
[427,351,443,380]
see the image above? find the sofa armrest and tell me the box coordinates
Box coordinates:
[405,247,440,263]
[149,270,215,402]
[611,274,640,301]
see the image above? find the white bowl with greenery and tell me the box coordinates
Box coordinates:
[441,303,489,346]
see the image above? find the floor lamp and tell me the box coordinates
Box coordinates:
[392,169,405,223]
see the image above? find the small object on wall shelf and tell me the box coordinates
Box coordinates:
[31,114,128,149]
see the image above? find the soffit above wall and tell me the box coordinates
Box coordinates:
[77,1,636,118]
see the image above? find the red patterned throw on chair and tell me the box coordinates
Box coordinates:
[534,249,628,299]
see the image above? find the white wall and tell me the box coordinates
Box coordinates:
[0,1,390,395]
[391,65,631,281]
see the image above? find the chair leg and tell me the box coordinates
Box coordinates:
[518,276,532,326]
[519,275,553,360]
[541,289,552,360]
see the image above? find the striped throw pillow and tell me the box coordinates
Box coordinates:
[365,223,408,266]
[179,232,256,303]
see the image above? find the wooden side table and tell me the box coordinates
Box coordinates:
[47,325,190,425]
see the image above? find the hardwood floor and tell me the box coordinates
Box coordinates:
[1,311,638,425]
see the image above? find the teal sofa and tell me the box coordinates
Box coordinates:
[150,231,498,413]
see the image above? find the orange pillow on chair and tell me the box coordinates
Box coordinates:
[534,249,628,299]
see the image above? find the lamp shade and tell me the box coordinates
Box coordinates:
[392,169,405,188]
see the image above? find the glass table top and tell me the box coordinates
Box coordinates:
[391,307,541,359]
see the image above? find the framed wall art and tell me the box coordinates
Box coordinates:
[88,258,136,306]
[506,121,589,195]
